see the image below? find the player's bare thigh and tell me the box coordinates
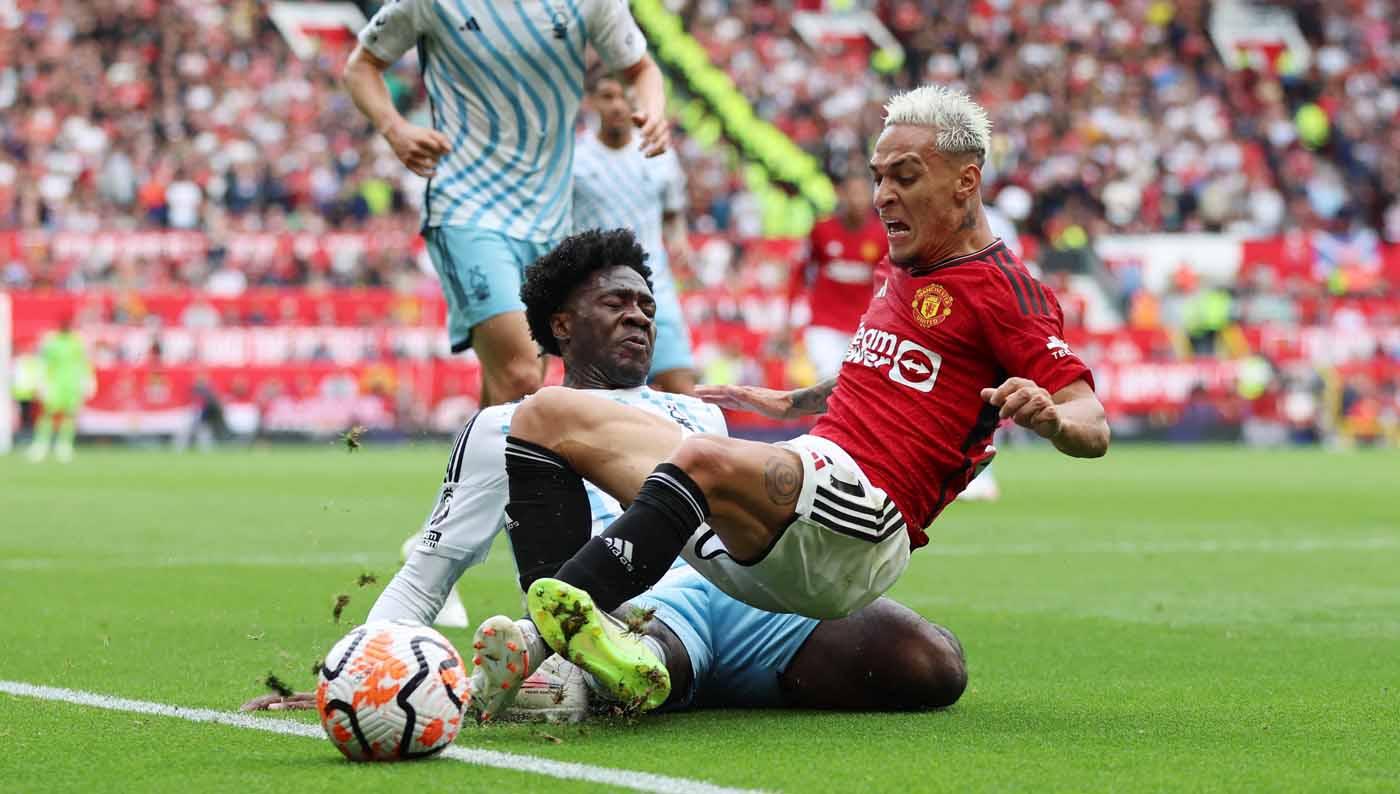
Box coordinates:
[510,386,687,503]
[666,434,804,561]
[510,387,805,559]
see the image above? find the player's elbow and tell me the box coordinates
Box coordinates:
[341,45,386,90]
[341,46,367,86]
[619,53,658,85]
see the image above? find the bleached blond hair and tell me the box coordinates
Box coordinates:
[883,85,991,163]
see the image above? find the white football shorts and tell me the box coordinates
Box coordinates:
[679,433,910,619]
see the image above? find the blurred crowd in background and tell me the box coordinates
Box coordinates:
[2,0,1398,445]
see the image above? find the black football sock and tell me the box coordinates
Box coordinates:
[553,463,709,613]
[504,436,593,591]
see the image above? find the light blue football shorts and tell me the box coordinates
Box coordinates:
[630,566,820,709]
[424,226,557,353]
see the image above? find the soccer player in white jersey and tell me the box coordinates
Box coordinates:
[572,65,696,394]
[241,230,966,719]
[343,0,668,406]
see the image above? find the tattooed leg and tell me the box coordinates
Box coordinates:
[540,433,805,613]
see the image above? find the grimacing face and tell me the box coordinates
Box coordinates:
[869,124,980,267]
[555,265,656,388]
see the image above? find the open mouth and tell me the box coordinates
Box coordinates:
[883,219,911,239]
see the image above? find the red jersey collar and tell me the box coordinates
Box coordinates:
[904,239,1007,276]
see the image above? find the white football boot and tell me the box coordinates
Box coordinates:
[503,655,591,723]
[467,615,532,723]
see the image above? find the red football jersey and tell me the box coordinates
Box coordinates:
[794,213,890,334]
[810,240,1095,548]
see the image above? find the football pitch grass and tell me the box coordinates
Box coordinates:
[2,443,1398,792]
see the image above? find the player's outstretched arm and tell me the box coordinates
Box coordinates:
[980,377,1109,458]
[240,692,316,712]
[342,44,450,178]
[619,54,669,157]
[694,377,837,420]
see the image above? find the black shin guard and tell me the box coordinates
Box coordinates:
[504,436,593,591]
[554,463,710,613]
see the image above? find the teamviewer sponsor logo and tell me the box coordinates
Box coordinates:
[844,323,897,369]
[889,340,941,392]
[846,322,943,393]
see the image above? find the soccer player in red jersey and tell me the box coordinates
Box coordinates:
[487,85,1109,709]
[791,173,890,378]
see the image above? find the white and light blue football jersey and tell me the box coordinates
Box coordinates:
[571,132,686,273]
[413,386,726,567]
[358,0,648,242]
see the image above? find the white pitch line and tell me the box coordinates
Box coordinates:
[0,680,767,794]
[927,536,1400,557]
[0,552,384,571]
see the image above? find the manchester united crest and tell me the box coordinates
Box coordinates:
[912,283,953,328]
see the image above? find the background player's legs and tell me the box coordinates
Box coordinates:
[958,461,1000,502]
[426,227,545,407]
[646,281,697,395]
[26,406,54,462]
[803,325,853,381]
[779,598,967,710]
[472,311,546,407]
[54,411,76,462]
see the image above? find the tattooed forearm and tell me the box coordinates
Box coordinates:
[763,456,802,506]
[788,378,837,417]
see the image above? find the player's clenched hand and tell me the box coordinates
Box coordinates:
[384,119,451,178]
[694,384,794,419]
[239,692,317,712]
[632,111,670,157]
[981,378,1061,439]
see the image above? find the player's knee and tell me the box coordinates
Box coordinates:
[668,435,736,491]
[892,624,967,710]
[486,361,543,405]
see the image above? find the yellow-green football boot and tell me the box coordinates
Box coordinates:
[526,578,670,712]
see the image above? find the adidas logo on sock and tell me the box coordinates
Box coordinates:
[603,537,634,572]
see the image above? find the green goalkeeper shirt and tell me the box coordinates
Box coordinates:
[40,331,90,389]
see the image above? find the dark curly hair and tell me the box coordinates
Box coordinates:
[521,228,653,357]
